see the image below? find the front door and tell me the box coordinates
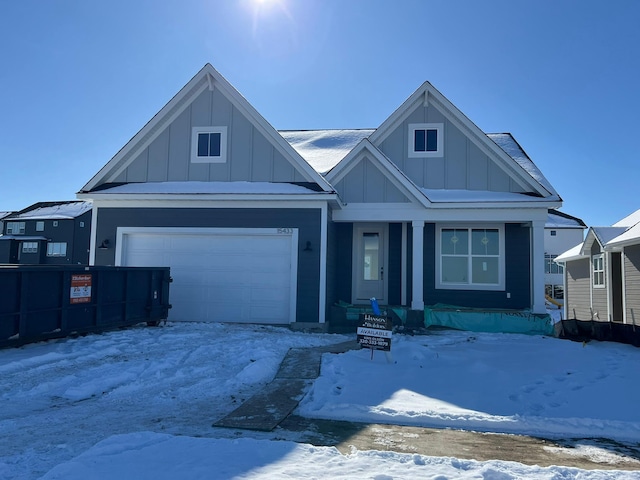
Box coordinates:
[353,224,388,304]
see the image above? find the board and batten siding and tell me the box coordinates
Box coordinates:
[113,87,306,185]
[625,244,640,325]
[94,207,322,323]
[377,102,526,193]
[334,156,411,204]
[565,258,591,320]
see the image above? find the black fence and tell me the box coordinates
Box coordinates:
[556,319,640,347]
[0,265,171,348]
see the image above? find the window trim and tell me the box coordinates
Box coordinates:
[190,126,228,163]
[436,224,505,291]
[6,222,25,235]
[47,242,68,257]
[408,123,443,158]
[21,241,38,254]
[592,254,605,288]
[36,221,45,232]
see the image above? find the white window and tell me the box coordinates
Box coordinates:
[191,126,228,163]
[36,221,45,232]
[592,254,605,287]
[6,222,25,234]
[22,242,38,253]
[408,123,443,158]
[437,225,504,290]
[545,254,563,274]
[47,242,68,257]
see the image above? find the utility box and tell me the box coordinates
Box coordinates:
[0,265,171,348]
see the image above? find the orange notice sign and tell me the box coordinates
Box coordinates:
[70,274,92,304]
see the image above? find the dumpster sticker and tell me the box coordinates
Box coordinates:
[357,313,392,351]
[70,274,92,304]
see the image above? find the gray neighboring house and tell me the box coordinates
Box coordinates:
[0,201,92,265]
[78,63,562,327]
[0,211,13,237]
[555,209,640,324]
[544,210,587,306]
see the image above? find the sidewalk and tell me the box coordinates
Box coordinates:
[214,340,640,471]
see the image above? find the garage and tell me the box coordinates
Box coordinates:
[118,228,298,324]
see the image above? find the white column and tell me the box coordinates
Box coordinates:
[531,220,546,314]
[411,220,425,310]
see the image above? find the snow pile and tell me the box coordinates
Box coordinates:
[298,330,640,442]
[13,201,92,220]
[2,323,640,479]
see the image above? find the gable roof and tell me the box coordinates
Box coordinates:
[10,201,92,220]
[546,209,587,229]
[368,82,559,200]
[326,139,430,207]
[612,208,640,228]
[80,64,334,194]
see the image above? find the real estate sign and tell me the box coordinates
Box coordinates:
[357,313,392,351]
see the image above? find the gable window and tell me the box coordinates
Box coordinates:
[47,242,67,257]
[6,222,25,234]
[592,254,605,288]
[22,242,38,253]
[191,126,228,163]
[409,123,443,158]
[436,225,504,290]
[36,221,45,232]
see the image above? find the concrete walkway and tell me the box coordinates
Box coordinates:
[214,340,640,471]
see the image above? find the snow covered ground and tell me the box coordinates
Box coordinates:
[1,322,639,479]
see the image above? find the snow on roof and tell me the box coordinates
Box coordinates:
[280,129,374,174]
[555,242,585,262]
[15,201,92,220]
[612,208,640,228]
[592,226,628,246]
[0,235,48,241]
[0,211,13,220]
[546,210,586,228]
[608,222,640,247]
[487,134,558,198]
[96,181,326,195]
[422,188,549,203]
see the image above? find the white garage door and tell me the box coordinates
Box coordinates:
[120,228,297,324]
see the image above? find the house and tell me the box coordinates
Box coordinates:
[77,64,562,328]
[0,211,13,237]
[0,201,92,265]
[544,210,586,306]
[555,208,640,324]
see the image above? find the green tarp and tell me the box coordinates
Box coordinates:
[424,304,555,336]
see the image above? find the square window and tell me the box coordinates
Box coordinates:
[550,230,557,236]
[53,221,58,227]
[80,221,85,228]
[437,225,504,290]
[36,221,44,232]
[409,123,443,158]
[191,126,227,163]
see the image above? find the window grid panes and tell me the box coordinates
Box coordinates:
[6,222,25,234]
[440,227,501,286]
[545,254,563,274]
[22,242,38,253]
[47,242,67,257]
[593,255,604,287]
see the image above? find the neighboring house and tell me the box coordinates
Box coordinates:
[0,201,92,265]
[544,210,587,306]
[77,63,562,327]
[0,211,13,237]
[555,208,640,324]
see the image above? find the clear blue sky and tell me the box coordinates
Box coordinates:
[1,0,638,227]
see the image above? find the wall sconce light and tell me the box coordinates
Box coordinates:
[98,239,110,250]
[303,241,312,252]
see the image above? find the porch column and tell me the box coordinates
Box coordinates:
[411,220,425,310]
[531,220,546,314]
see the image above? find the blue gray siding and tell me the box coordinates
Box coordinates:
[334,156,411,204]
[420,223,531,309]
[95,207,322,323]
[378,104,525,193]
[112,88,306,185]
